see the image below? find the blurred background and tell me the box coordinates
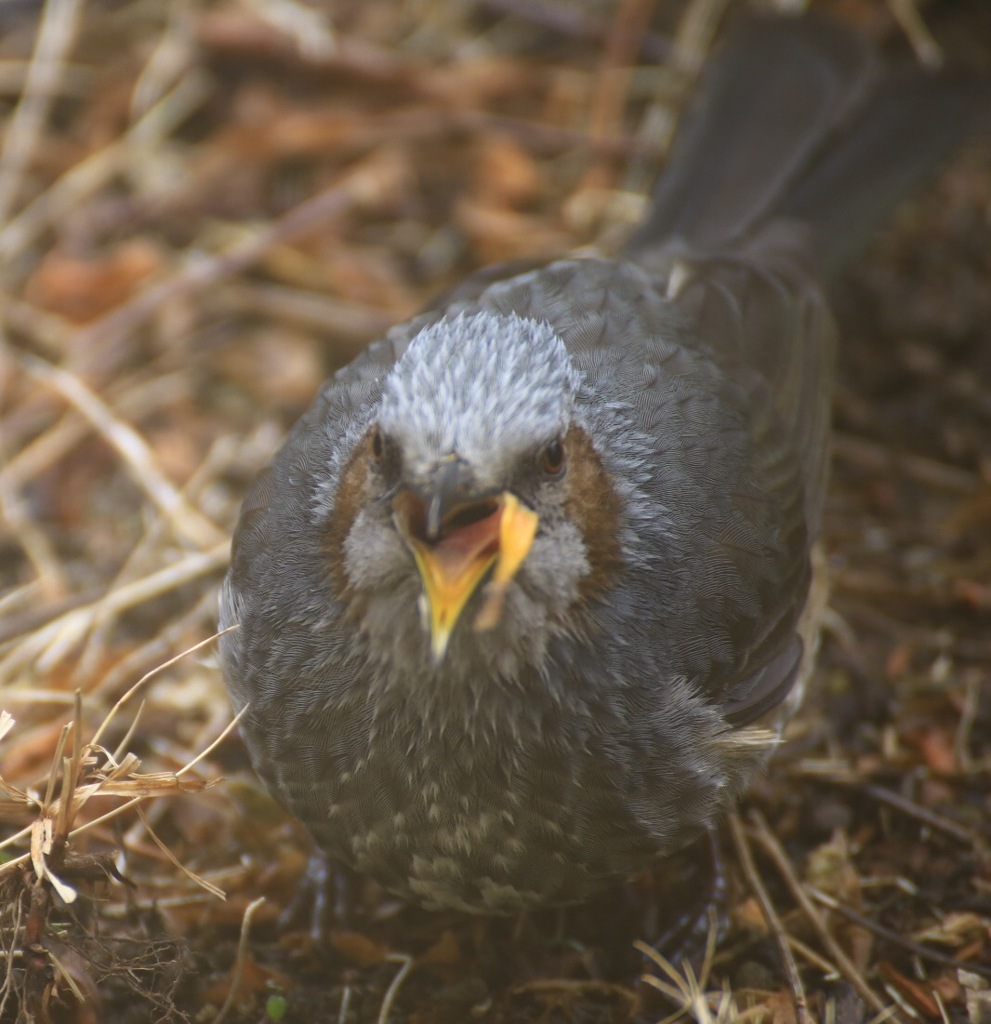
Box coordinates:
[1,0,990,1021]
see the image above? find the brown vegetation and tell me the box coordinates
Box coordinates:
[2,0,990,1020]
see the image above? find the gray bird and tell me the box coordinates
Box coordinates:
[220,17,982,913]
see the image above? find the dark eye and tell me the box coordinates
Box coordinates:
[371,428,385,461]
[541,438,566,477]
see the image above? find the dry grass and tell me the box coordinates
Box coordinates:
[2,0,991,1021]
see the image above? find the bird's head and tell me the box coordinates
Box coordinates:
[333,310,621,673]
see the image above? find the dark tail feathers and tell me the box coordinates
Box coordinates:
[626,17,989,273]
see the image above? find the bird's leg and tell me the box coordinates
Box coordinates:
[278,848,365,939]
[645,832,729,967]
[633,835,730,1018]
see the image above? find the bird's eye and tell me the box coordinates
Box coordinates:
[371,428,385,461]
[541,438,566,477]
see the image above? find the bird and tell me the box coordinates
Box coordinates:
[219,16,984,915]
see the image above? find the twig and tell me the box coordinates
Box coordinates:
[807,887,991,981]
[65,146,406,380]
[511,977,638,1006]
[176,701,246,778]
[0,542,229,682]
[214,896,265,1024]
[478,0,671,61]
[336,985,353,1024]
[636,911,730,1024]
[0,59,94,98]
[136,805,225,898]
[670,0,730,73]
[932,987,950,1024]
[130,0,195,118]
[0,68,210,263]
[0,368,189,492]
[588,0,658,147]
[377,953,413,1024]
[0,478,66,600]
[90,627,236,749]
[0,891,23,1019]
[93,588,219,699]
[787,934,842,978]
[863,784,977,845]
[728,813,813,1024]
[953,673,981,773]
[0,0,85,224]
[745,811,894,1021]
[22,354,225,550]
[887,0,942,68]
[71,428,241,686]
[217,281,397,345]
[0,674,239,878]
[831,432,979,495]
[880,981,925,1023]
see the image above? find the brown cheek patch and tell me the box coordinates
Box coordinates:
[563,425,624,599]
[324,430,375,609]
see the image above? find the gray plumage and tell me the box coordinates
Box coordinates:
[220,17,984,912]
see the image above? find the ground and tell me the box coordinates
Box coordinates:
[1,0,990,1022]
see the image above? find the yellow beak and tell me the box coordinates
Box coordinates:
[398,492,538,661]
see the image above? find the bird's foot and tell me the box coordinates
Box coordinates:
[278,849,365,940]
[631,835,730,1018]
[643,832,729,969]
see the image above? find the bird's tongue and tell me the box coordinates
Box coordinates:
[431,511,501,578]
[424,494,537,604]
[409,505,502,660]
[402,491,538,659]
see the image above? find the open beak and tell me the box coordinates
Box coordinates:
[394,489,538,662]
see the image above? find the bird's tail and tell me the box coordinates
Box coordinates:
[626,17,987,273]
